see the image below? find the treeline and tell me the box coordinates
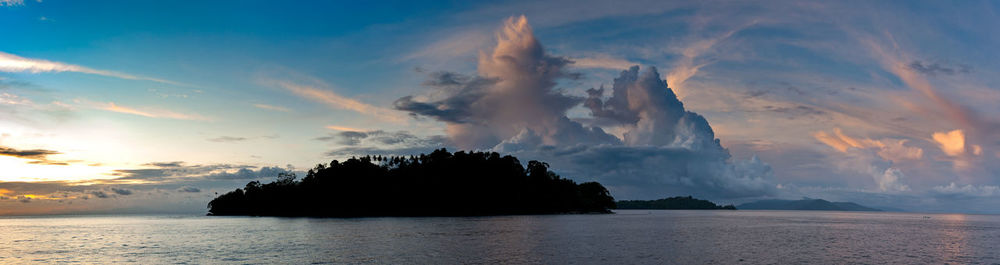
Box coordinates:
[616,196,736,210]
[208,149,616,217]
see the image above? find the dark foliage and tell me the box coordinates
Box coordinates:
[208,149,616,217]
[616,196,736,210]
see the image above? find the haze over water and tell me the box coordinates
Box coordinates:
[2,210,997,264]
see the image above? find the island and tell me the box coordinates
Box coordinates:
[208,149,617,217]
[737,198,880,211]
[616,196,736,210]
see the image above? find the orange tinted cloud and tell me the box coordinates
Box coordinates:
[325,125,366,132]
[814,128,923,161]
[101,102,209,121]
[932,129,966,157]
[273,81,406,123]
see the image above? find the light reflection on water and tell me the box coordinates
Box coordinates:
[0,211,998,264]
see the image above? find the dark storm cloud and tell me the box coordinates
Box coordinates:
[90,191,109,199]
[393,72,499,124]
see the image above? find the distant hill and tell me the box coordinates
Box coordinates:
[737,198,880,211]
[617,196,736,210]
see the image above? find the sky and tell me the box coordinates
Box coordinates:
[1,0,1000,215]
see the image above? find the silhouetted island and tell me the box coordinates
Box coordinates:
[737,198,880,211]
[208,149,616,217]
[616,196,736,210]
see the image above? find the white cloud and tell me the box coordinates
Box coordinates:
[397,16,775,199]
[0,52,185,86]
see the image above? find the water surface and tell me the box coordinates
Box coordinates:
[1,210,998,264]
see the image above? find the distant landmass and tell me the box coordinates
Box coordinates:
[616,196,736,210]
[737,198,881,211]
[208,149,617,217]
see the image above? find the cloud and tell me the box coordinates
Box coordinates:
[204,166,292,180]
[90,191,109,199]
[264,79,406,123]
[143,161,184,167]
[813,128,923,161]
[397,16,619,149]
[932,182,999,198]
[0,145,59,160]
[0,92,33,105]
[907,61,971,76]
[393,72,499,124]
[0,52,185,86]
[325,125,366,132]
[253,104,291,112]
[320,130,451,157]
[111,187,132,195]
[110,162,288,183]
[176,186,200,193]
[932,129,966,157]
[812,128,916,192]
[402,29,492,62]
[99,102,210,121]
[207,136,247,142]
[397,16,774,199]
[665,22,753,98]
[206,135,278,143]
[0,144,78,166]
[570,56,639,70]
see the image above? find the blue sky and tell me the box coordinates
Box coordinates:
[2,0,1000,214]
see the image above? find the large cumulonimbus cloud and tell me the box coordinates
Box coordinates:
[395,16,774,199]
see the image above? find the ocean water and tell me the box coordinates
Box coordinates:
[1,210,998,264]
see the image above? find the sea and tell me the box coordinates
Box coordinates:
[1,210,998,264]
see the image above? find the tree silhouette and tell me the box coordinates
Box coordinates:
[616,196,736,210]
[208,149,616,217]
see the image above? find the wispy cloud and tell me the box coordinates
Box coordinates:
[665,22,753,98]
[325,125,366,132]
[99,102,210,121]
[401,29,492,62]
[813,128,923,161]
[252,103,291,112]
[206,135,277,143]
[266,80,406,123]
[570,55,638,70]
[0,52,186,86]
